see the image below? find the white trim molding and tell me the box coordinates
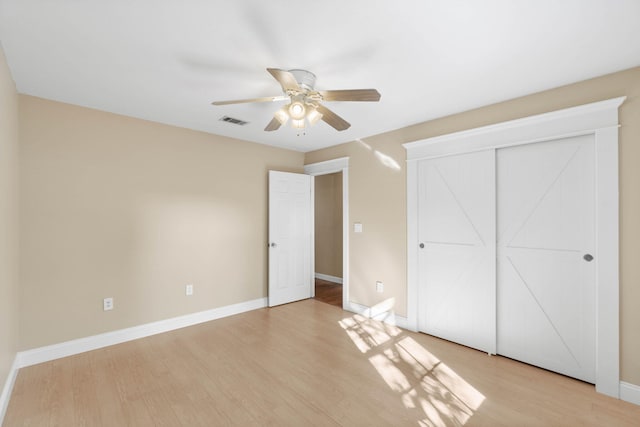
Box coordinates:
[315,273,343,284]
[347,301,409,330]
[0,356,19,425]
[304,157,350,310]
[16,297,267,368]
[404,97,625,161]
[404,97,625,399]
[620,382,640,406]
[304,156,349,175]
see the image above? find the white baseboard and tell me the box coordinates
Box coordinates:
[0,355,19,425]
[347,301,409,330]
[394,315,409,330]
[314,273,343,284]
[17,297,267,368]
[620,381,640,406]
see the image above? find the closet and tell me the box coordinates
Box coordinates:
[404,98,623,396]
[417,135,595,382]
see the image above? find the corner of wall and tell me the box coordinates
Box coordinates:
[0,356,19,424]
[0,40,20,426]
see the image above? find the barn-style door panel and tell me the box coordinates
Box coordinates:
[496,135,595,383]
[417,150,496,354]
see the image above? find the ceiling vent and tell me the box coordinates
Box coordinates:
[219,116,249,126]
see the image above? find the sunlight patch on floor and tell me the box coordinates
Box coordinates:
[340,308,485,426]
[339,314,400,353]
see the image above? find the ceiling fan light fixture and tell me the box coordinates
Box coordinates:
[291,118,305,129]
[274,108,289,125]
[288,101,306,120]
[306,107,323,126]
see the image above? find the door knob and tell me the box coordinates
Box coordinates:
[419,243,425,249]
[583,253,594,262]
[270,242,277,248]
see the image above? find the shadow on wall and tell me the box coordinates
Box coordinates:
[339,300,485,426]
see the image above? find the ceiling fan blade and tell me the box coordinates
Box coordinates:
[267,68,301,92]
[264,117,282,131]
[319,89,381,102]
[316,104,351,131]
[211,95,288,106]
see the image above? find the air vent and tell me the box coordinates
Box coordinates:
[219,116,249,126]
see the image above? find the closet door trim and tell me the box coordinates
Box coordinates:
[405,97,624,398]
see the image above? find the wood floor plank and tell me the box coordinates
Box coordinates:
[314,278,342,307]
[90,347,134,426]
[70,353,102,426]
[4,299,640,426]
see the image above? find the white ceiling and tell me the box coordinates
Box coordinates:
[1,1,639,152]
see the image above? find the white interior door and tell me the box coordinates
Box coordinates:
[417,150,496,353]
[268,171,313,307]
[497,135,595,383]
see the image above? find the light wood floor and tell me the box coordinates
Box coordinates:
[4,299,640,426]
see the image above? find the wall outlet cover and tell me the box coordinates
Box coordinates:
[103,297,114,311]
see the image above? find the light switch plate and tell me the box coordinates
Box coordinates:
[354,222,363,233]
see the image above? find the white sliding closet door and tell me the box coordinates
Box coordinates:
[417,150,495,353]
[496,135,595,383]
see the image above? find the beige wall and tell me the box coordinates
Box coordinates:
[0,44,19,394]
[314,172,342,278]
[306,138,407,315]
[18,95,304,349]
[305,66,640,385]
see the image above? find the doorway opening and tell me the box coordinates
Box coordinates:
[313,172,343,307]
[304,157,350,310]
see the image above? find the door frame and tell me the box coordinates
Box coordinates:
[304,157,349,310]
[404,97,625,398]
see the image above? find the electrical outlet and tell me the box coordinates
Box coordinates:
[103,297,114,311]
[185,284,194,296]
[376,281,384,293]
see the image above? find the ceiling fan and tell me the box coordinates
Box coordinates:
[212,68,381,132]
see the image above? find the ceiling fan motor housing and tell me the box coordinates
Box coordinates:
[288,69,316,91]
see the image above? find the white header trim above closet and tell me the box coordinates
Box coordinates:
[404,96,625,399]
[403,97,625,160]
